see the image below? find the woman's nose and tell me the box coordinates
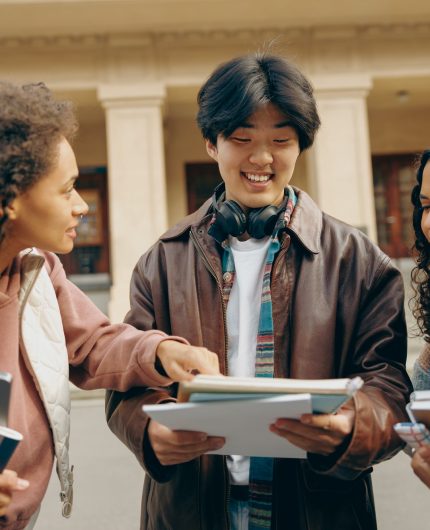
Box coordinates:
[72,189,89,217]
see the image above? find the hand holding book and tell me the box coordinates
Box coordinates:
[394,390,430,453]
[144,375,363,458]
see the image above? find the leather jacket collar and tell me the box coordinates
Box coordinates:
[160,188,321,254]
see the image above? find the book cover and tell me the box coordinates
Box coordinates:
[177,374,363,403]
[143,393,313,458]
[409,401,430,427]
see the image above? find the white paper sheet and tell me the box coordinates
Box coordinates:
[143,393,312,458]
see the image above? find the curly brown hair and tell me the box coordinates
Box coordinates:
[411,149,430,341]
[0,81,78,242]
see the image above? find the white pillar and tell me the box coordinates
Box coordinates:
[307,75,376,241]
[98,83,167,322]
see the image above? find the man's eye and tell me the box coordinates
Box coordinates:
[231,137,250,143]
[274,138,289,144]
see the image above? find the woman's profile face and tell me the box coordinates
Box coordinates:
[6,137,88,254]
[420,161,430,244]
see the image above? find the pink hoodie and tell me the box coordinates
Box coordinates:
[0,251,182,528]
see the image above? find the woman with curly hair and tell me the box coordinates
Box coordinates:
[409,149,430,488]
[0,81,219,529]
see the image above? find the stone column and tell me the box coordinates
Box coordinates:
[307,74,377,241]
[98,83,167,322]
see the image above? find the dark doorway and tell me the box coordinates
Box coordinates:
[372,153,417,258]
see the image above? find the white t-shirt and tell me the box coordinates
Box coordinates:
[226,235,271,485]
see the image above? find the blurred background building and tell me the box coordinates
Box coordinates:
[0,0,429,326]
[2,3,430,528]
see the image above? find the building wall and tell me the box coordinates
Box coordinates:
[1,20,430,317]
[369,106,430,155]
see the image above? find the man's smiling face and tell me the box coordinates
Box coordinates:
[206,103,300,212]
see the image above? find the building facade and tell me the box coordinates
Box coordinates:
[1,0,429,321]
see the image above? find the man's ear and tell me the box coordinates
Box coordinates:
[205,139,218,162]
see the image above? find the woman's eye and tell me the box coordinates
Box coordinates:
[420,205,430,211]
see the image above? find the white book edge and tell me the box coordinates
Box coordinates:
[179,375,363,397]
[410,390,430,403]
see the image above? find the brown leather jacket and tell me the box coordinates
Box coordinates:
[106,189,411,530]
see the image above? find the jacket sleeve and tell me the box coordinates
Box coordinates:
[308,255,412,479]
[44,251,187,391]
[105,251,177,481]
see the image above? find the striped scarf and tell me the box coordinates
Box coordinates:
[221,187,297,529]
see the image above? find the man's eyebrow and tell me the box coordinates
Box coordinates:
[275,120,294,129]
[236,121,253,129]
[235,120,294,129]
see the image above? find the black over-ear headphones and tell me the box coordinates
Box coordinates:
[211,183,285,240]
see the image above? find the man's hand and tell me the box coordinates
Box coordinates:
[148,420,225,466]
[269,405,355,456]
[156,340,220,382]
[0,470,29,516]
[411,446,430,488]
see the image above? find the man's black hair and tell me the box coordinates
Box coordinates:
[197,52,321,151]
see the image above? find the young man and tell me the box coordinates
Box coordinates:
[106,53,412,530]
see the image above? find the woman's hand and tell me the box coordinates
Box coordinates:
[411,446,430,488]
[156,340,221,382]
[0,470,29,516]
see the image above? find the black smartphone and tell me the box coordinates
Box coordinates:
[0,372,22,472]
[0,426,22,472]
[0,372,12,427]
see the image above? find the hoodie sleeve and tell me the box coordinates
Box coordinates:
[43,251,187,391]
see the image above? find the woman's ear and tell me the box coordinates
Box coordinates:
[205,139,218,162]
[4,198,19,221]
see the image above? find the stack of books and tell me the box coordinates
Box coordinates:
[394,390,430,451]
[143,375,364,458]
[408,390,430,426]
[177,374,364,413]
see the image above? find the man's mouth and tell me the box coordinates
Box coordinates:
[242,172,273,183]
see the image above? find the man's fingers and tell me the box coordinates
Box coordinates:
[154,435,225,465]
[299,411,354,436]
[148,420,225,465]
[269,424,335,455]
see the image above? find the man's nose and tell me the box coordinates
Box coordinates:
[249,145,273,167]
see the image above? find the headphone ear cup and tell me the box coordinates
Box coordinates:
[248,206,281,239]
[216,200,247,237]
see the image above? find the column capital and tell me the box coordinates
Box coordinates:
[97,82,166,109]
[312,74,373,98]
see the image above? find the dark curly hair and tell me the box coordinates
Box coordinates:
[411,149,430,341]
[0,81,78,242]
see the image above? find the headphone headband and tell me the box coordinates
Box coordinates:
[210,183,286,240]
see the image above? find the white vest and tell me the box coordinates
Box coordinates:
[18,251,73,518]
